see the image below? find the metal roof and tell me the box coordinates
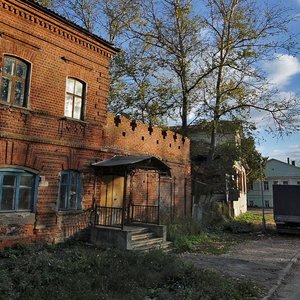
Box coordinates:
[92,155,171,175]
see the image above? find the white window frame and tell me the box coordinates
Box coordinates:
[64,78,86,120]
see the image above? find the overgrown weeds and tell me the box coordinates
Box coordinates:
[0,242,263,299]
[166,211,275,254]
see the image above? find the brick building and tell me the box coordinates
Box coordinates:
[0,0,191,249]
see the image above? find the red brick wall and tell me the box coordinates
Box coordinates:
[0,0,192,249]
[103,113,192,217]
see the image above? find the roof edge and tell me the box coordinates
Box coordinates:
[17,0,119,53]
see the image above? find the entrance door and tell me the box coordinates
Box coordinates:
[100,175,124,207]
[98,175,124,226]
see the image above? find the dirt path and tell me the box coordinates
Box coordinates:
[181,235,300,294]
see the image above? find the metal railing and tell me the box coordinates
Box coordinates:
[95,206,123,227]
[130,204,159,224]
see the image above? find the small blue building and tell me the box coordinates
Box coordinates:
[247,159,300,208]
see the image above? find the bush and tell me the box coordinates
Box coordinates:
[0,242,263,300]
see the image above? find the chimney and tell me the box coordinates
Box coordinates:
[287,157,290,164]
[292,161,296,166]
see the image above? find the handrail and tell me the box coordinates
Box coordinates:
[95,206,123,227]
[131,204,159,224]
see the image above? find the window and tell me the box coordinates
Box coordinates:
[273,181,278,185]
[64,78,85,120]
[0,56,30,106]
[249,201,254,207]
[265,200,270,208]
[283,181,288,185]
[297,181,300,185]
[0,169,36,211]
[58,170,82,210]
[263,181,269,190]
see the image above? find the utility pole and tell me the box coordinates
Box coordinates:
[259,158,267,232]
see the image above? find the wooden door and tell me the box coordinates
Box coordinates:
[100,175,124,208]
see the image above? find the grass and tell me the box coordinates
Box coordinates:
[0,241,263,300]
[167,211,276,254]
[235,211,274,224]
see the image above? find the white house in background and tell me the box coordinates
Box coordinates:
[247,159,300,208]
[187,122,247,218]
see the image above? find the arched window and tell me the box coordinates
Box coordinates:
[0,56,31,107]
[58,170,82,210]
[0,169,37,211]
[64,78,85,120]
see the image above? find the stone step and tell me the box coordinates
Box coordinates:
[131,237,164,247]
[131,232,156,241]
[132,241,173,252]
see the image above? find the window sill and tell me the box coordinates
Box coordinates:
[0,101,32,114]
[60,116,88,126]
[57,210,83,216]
[0,210,33,213]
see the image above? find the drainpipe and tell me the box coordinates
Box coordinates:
[184,177,187,216]
[158,173,161,224]
[121,169,128,230]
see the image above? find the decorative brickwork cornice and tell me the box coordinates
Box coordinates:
[0,0,118,58]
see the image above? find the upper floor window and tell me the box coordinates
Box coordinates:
[283,181,288,185]
[64,78,85,120]
[0,169,36,211]
[0,56,30,107]
[263,181,269,190]
[58,170,82,210]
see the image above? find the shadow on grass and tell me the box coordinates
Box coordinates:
[0,240,263,300]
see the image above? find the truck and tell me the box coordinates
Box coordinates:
[273,185,300,233]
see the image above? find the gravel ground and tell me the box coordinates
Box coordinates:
[181,235,300,293]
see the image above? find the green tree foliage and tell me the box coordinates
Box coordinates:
[199,0,299,159]
[135,0,207,133]
[240,136,264,184]
[109,44,177,124]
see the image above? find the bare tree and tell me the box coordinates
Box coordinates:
[198,0,299,159]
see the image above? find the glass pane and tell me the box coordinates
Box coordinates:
[3,58,15,75]
[20,175,33,187]
[73,96,82,119]
[18,188,32,210]
[66,78,75,93]
[60,173,68,184]
[1,187,15,210]
[74,81,83,96]
[3,175,16,186]
[16,61,27,79]
[14,80,25,106]
[1,77,12,102]
[64,94,73,117]
[69,192,77,209]
[59,185,67,209]
[70,172,77,187]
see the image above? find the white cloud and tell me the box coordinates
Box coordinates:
[264,54,300,87]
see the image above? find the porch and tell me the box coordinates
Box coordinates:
[90,155,172,250]
[90,223,171,251]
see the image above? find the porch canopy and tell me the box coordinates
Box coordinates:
[92,155,171,176]
[91,155,171,228]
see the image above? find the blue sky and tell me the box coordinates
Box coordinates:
[255,0,300,164]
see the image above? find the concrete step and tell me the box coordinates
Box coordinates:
[131,237,164,247]
[131,232,156,241]
[132,241,173,252]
